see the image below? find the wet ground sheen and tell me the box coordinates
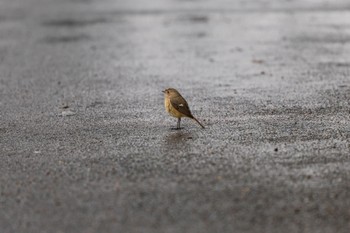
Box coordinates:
[1,0,350,232]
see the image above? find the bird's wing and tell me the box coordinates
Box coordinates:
[170,96,193,118]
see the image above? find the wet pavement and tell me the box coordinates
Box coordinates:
[1,0,350,232]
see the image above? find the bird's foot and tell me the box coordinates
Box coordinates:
[170,127,183,130]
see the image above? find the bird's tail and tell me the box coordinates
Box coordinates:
[192,117,205,129]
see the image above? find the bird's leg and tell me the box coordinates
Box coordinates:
[171,118,182,130]
[177,118,181,129]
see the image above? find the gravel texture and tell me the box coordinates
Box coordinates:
[1,0,350,232]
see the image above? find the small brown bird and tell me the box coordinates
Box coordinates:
[162,88,205,129]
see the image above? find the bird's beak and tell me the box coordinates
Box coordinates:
[162,90,165,93]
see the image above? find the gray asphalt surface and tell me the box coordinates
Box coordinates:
[1,0,350,232]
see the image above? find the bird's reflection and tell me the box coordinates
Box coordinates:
[164,130,193,149]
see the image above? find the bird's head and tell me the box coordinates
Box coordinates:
[162,88,181,98]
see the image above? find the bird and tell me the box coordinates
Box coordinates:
[162,88,205,129]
